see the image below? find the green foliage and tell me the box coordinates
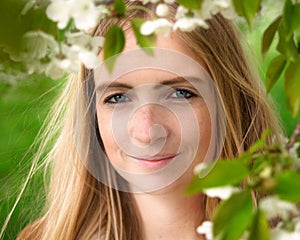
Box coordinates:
[213,191,254,240]
[232,0,261,28]
[261,0,300,117]
[188,128,300,239]
[113,0,126,15]
[262,16,282,58]
[0,74,61,240]
[130,18,156,55]
[274,171,300,202]
[103,24,125,72]
[186,161,249,194]
[283,0,300,38]
[248,210,269,240]
[285,62,300,117]
[266,54,286,93]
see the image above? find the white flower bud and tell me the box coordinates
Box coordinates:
[141,19,172,36]
[156,3,169,17]
[203,185,240,200]
[197,221,213,240]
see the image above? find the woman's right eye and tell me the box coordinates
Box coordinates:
[104,94,130,104]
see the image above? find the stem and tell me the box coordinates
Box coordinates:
[286,121,300,150]
[126,5,155,19]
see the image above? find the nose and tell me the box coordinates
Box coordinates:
[129,104,169,146]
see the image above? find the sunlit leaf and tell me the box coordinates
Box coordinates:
[284,62,300,117]
[232,0,261,28]
[103,24,125,72]
[266,55,287,92]
[186,161,249,194]
[275,171,300,202]
[262,16,282,58]
[283,0,300,38]
[213,191,254,240]
[177,0,203,10]
[130,18,156,55]
[248,209,269,240]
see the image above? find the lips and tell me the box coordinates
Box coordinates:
[130,154,178,170]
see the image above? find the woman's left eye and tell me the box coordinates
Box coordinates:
[170,89,195,99]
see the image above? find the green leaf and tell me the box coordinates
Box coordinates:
[130,18,156,55]
[266,55,287,92]
[213,191,254,240]
[176,0,203,10]
[262,16,282,58]
[232,0,261,28]
[275,171,300,202]
[186,161,249,194]
[103,24,125,72]
[247,209,269,240]
[113,0,126,15]
[277,21,298,61]
[284,61,300,117]
[283,0,300,38]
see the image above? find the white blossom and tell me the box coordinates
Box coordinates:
[46,0,109,31]
[70,0,103,30]
[140,18,173,36]
[78,50,100,68]
[201,0,235,19]
[8,31,59,62]
[174,6,208,32]
[174,0,235,32]
[45,59,68,79]
[203,185,240,200]
[156,3,169,17]
[174,17,208,31]
[197,221,213,240]
[46,0,72,29]
[175,5,189,20]
[260,196,299,220]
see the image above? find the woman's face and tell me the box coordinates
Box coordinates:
[95,33,215,192]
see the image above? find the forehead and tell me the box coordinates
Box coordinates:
[98,31,206,69]
[94,31,211,90]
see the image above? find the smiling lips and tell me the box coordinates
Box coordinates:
[131,154,177,170]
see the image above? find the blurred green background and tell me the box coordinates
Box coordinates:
[1,7,300,240]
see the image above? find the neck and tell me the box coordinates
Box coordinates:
[133,190,205,240]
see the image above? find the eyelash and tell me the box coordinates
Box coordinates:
[103,88,196,104]
[169,88,196,99]
[104,93,130,104]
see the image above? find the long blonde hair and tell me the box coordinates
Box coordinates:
[13,1,281,240]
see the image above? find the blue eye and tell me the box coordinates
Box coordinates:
[171,89,195,99]
[105,94,130,104]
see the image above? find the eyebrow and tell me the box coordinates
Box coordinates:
[95,76,202,92]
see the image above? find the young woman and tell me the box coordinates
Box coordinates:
[16,1,281,239]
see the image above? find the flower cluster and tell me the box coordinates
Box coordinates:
[5,30,104,79]
[192,134,300,240]
[140,0,235,35]
[4,0,236,79]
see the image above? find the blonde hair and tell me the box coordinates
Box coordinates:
[10,1,281,240]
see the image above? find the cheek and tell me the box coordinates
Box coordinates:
[96,109,115,152]
[194,104,212,155]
